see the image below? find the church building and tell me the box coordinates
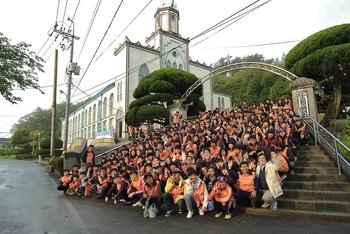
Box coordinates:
[61,1,231,145]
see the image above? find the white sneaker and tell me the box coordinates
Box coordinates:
[261,202,270,208]
[199,209,205,216]
[187,210,193,219]
[132,201,143,207]
[290,170,295,174]
[142,205,145,209]
[271,201,278,210]
[281,174,287,181]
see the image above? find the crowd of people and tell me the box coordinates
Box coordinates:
[57,98,310,220]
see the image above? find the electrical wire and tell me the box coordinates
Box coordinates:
[71,0,125,98]
[93,0,154,64]
[61,0,69,28]
[203,40,301,49]
[77,0,102,62]
[55,0,60,24]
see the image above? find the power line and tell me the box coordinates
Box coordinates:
[203,40,301,49]
[93,0,154,64]
[71,0,125,98]
[55,0,60,23]
[61,0,69,28]
[77,0,102,62]
[191,0,271,48]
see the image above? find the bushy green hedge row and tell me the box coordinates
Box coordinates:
[0,148,26,155]
[38,149,63,158]
[52,157,63,176]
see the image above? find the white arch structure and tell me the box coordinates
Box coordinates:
[179,62,299,103]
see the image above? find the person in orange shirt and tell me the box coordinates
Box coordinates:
[172,111,182,125]
[81,145,95,168]
[67,174,81,195]
[209,139,220,158]
[208,176,234,220]
[140,172,163,218]
[232,162,259,208]
[57,169,72,194]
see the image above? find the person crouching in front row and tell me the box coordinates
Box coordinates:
[141,172,163,218]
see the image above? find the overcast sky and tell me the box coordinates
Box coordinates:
[1,0,349,137]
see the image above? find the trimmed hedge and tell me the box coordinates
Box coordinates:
[38,149,63,158]
[52,157,63,176]
[41,137,63,149]
[0,148,26,155]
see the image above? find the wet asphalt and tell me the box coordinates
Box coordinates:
[0,158,349,234]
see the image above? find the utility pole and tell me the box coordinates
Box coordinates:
[50,50,58,162]
[54,18,80,151]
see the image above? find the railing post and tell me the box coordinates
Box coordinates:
[337,138,344,168]
[334,139,341,175]
[312,121,317,146]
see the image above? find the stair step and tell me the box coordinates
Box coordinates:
[297,161,335,167]
[237,207,350,222]
[283,181,350,191]
[297,150,327,156]
[296,155,330,161]
[277,198,350,213]
[283,189,350,201]
[296,145,321,151]
[285,174,347,182]
[294,167,338,174]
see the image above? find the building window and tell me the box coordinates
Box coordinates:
[97,101,101,121]
[88,126,91,139]
[166,60,171,67]
[84,128,87,139]
[222,98,225,110]
[117,82,122,103]
[88,107,92,124]
[103,120,107,131]
[109,93,114,116]
[116,110,123,138]
[93,104,96,122]
[218,97,221,111]
[161,14,168,31]
[109,117,114,130]
[139,64,150,81]
[103,97,107,118]
[97,123,101,133]
[178,64,183,70]
[170,14,177,32]
[172,62,177,69]
[92,124,96,138]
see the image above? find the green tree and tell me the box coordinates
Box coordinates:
[0,32,45,104]
[269,77,288,101]
[126,68,204,126]
[11,128,32,146]
[285,24,350,126]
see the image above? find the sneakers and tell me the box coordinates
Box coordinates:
[119,199,126,203]
[199,209,205,216]
[142,206,145,210]
[271,201,278,210]
[68,190,75,195]
[281,174,287,181]
[132,201,143,207]
[261,202,270,208]
[187,210,193,219]
[95,195,103,200]
[81,196,86,199]
[123,201,131,206]
[165,210,173,217]
[290,170,295,174]
[78,193,82,196]
[225,213,232,220]
[215,212,223,218]
[178,209,183,215]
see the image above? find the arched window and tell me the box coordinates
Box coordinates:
[218,97,221,111]
[178,64,183,70]
[170,14,177,33]
[222,98,225,110]
[84,110,87,126]
[88,107,92,124]
[93,104,96,122]
[166,60,171,67]
[161,14,168,31]
[172,62,177,69]
[103,97,107,118]
[78,114,81,128]
[109,93,114,116]
[117,82,120,102]
[75,116,77,130]
[139,64,150,81]
[97,101,101,121]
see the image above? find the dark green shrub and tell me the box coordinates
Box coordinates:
[21,143,32,154]
[40,137,63,149]
[52,157,64,176]
[0,148,26,155]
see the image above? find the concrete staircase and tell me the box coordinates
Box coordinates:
[239,145,350,222]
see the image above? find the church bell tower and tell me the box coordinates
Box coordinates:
[155,0,179,34]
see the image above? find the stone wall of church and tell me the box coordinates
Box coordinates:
[213,91,232,112]
[161,34,187,70]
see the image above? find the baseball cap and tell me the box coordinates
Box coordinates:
[218,176,227,183]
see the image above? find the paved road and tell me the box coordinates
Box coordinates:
[0,159,349,234]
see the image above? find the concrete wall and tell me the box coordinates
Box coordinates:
[189,62,212,111]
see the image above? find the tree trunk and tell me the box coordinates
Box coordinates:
[320,74,342,127]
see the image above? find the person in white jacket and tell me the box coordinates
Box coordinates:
[256,151,283,210]
[184,167,215,218]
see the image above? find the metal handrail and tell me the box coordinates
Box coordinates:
[298,108,350,175]
[94,136,142,160]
